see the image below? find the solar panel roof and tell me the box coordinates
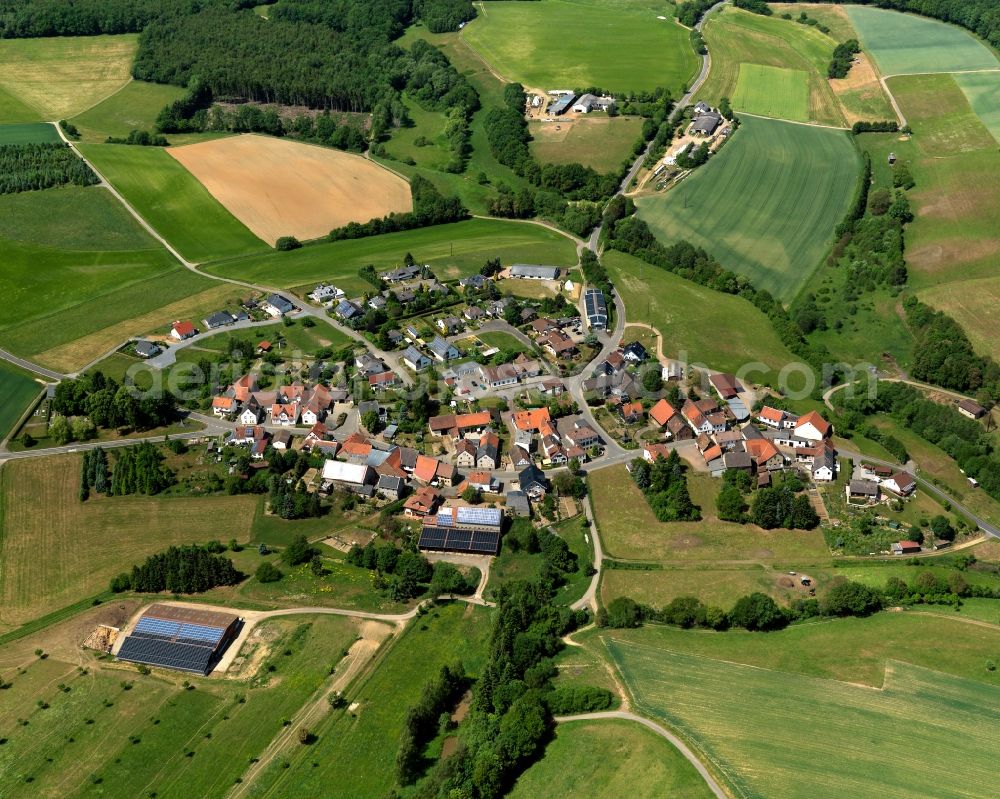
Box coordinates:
[117,637,217,675]
[419,527,500,555]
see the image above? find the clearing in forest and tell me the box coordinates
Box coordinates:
[168,134,413,245]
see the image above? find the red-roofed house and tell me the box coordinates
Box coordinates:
[794,411,831,442]
[171,320,196,340]
[649,399,676,428]
[212,396,237,417]
[369,371,400,391]
[513,407,551,432]
[404,486,442,517]
[414,455,441,484]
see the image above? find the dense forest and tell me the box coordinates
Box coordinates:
[0,143,97,193]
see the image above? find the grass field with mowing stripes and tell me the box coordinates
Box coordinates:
[0,363,41,441]
[0,35,137,121]
[511,719,715,798]
[732,64,809,122]
[635,116,860,301]
[461,0,698,94]
[0,454,258,629]
[605,626,1000,799]
[209,218,579,292]
[845,6,1000,76]
[79,143,268,263]
[698,7,846,127]
[954,70,1000,144]
[0,122,59,144]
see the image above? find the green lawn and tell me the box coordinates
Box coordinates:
[206,218,578,292]
[732,64,809,122]
[461,0,698,94]
[604,621,1000,799]
[845,5,1000,76]
[528,116,642,173]
[69,80,187,142]
[241,601,492,798]
[0,363,41,440]
[590,465,832,564]
[953,70,1000,144]
[699,7,846,127]
[0,614,359,797]
[0,122,59,144]
[476,331,525,352]
[603,251,799,380]
[0,187,220,367]
[511,719,715,799]
[635,115,860,301]
[78,143,267,263]
[0,34,137,121]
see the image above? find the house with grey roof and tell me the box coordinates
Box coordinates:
[264,294,295,317]
[428,336,460,362]
[134,339,161,358]
[203,310,235,329]
[402,346,432,372]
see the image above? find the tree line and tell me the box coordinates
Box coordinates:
[829,39,860,79]
[327,174,468,241]
[0,143,97,194]
[110,543,242,593]
[52,371,179,433]
[398,582,591,797]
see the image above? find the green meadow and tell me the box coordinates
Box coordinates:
[0,122,59,144]
[461,0,698,94]
[605,618,1000,799]
[845,5,1000,76]
[69,80,187,142]
[732,64,809,122]
[635,116,860,301]
[603,251,799,379]
[0,362,41,440]
[954,70,1000,144]
[209,218,579,292]
[79,143,267,263]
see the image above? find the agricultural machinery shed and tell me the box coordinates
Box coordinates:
[117,604,242,675]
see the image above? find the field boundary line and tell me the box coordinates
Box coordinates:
[70,76,135,121]
[734,110,850,131]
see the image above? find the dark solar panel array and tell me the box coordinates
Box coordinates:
[418,526,500,555]
[117,636,216,675]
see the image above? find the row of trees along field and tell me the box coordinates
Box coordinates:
[52,372,178,433]
[394,582,599,796]
[0,143,97,193]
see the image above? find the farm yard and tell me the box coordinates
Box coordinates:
[698,7,849,127]
[168,135,413,245]
[845,5,1000,76]
[0,34,137,121]
[510,719,715,799]
[634,116,860,302]
[78,143,267,263]
[603,251,798,380]
[732,64,809,122]
[460,0,699,94]
[604,620,1000,799]
[0,611,360,798]
[528,116,642,173]
[0,455,258,630]
[208,217,579,291]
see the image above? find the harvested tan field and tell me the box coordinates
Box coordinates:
[168,134,412,245]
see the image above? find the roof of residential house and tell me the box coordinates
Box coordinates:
[702,444,723,463]
[467,470,493,486]
[377,474,404,493]
[645,443,671,461]
[369,371,398,387]
[335,299,361,318]
[172,320,195,337]
[683,402,708,429]
[404,485,441,514]
[623,341,647,360]
[621,401,643,419]
[518,464,548,491]
[746,438,781,466]
[889,471,916,492]
[513,407,551,431]
[428,336,457,359]
[758,406,786,424]
[506,491,531,515]
[649,399,676,427]
[212,396,236,412]
[340,434,372,459]
[723,451,752,470]
[267,293,294,312]
[795,410,831,436]
[414,455,441,483]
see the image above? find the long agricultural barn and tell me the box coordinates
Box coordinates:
[116,604,242,675]
[418,506,503,555]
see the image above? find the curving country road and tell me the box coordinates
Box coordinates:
[554,711,730,799]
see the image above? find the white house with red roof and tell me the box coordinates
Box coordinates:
[793,411,832,442]
[171,320,196,340]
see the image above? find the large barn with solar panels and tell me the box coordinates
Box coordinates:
[116,604,242,675]
[418,505,503,555]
